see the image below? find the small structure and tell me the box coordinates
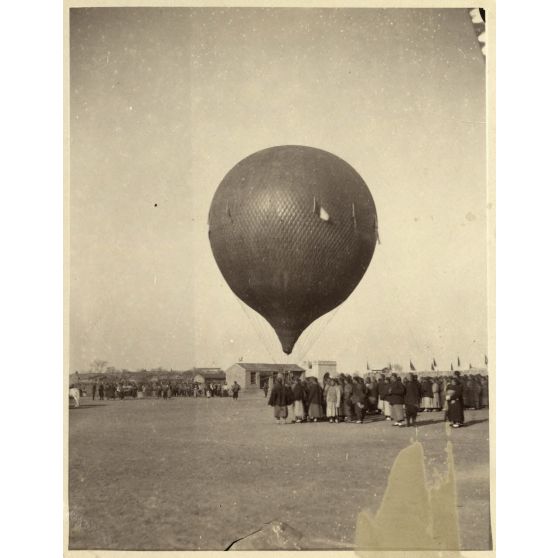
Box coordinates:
[303,360,337,384]
[190,367,226,385]
[225,363,305,392]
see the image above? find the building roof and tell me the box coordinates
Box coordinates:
[193,370,226,379]
[234,363,305,373]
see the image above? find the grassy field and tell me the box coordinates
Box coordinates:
[68,394,491,550]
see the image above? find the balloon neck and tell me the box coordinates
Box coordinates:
[275,327,303,355]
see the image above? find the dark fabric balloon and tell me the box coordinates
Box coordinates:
[208,145,378,354]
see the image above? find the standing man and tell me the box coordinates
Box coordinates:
[351,377,367,424]
[343,376,354,422]
[268,373,290,424]
[378,371,390,420]
[404,373,422,427]
[447,374,465,427]
[387,374,406,426]
[231,381,240,401]
[91,381,97,401]
[420,377,433,412]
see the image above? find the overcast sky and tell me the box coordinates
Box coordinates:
[69,7,486,374]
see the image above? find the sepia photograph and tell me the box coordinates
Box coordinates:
[66,1,493,554]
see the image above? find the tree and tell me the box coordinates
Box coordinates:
[91,359,108,375]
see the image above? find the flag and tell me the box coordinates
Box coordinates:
[457,356,461,367]
[485,354,488,365]
[469,363,473,369]
[431,363,435,371]
[410,360,416,371]
[433,358,437,367]
[366,361,370,371]
[451,363,454,371]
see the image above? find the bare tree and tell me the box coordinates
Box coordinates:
[91,359,108,375]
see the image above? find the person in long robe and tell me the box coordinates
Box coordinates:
[337,375,346,422]
[432,378,441,411]
[268,373,291,424]
[387,374,406,426]
[404,373,422,427]
[446,376,465,427]
[285,379,296,423]
[365,377,378,415]
[462,377,474,409]
[378,371,391,420]
[321,373,330,415]
[292,377,306,423]
[343,376,354,422]
[306,377,323,421]
[325,378,340,423]
[351,376,367,424]
[420,377,433,411]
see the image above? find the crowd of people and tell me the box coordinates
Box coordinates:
[266,370,489,428]
[81,380,242,400]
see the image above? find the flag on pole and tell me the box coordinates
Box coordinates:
[485,354,488,365]
[451,363,454,371]
[469,363,473,369]
[431,363,435,371]
[410,360,416,371]
[457,356,461,367]
[366,361,370,371]
[433,358,437,367]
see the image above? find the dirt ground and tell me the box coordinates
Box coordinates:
[68,394,491,550]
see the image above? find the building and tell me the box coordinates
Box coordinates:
[303,360,337,384]
[189,368,226,385]
[225,363,306,392]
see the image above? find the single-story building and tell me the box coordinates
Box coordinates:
[189,368,226,385]
[225,363,306,391]
[303,360,337,384]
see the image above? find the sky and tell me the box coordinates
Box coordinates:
[69,7,487,374]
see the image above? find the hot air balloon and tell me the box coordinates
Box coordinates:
[208,145,378,354]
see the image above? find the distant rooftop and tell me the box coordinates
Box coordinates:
[234,363,305,373]
[193,369,226,379]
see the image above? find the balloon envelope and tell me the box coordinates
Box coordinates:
[208,145,378,354]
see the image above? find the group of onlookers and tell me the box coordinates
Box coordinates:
[84,380,241,400]
[266,371,489,428]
